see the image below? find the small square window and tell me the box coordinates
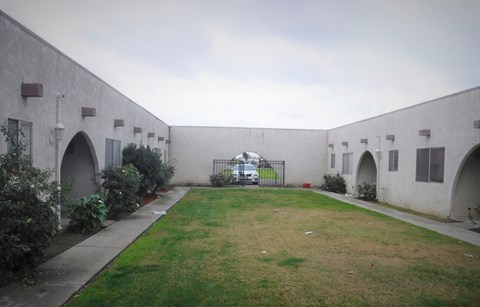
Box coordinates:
[416,147,444,183]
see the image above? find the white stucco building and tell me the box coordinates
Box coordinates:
[0,11,170,200]
[1,10,479,220]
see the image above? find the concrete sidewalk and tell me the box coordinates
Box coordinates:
[0,187,190,307]
[314,190,480,247]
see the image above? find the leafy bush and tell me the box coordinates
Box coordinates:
[357,182,377,201]
[122,144,175,196]
[210,173,232,187]
[69,194,108,234]
[468,207,480,225]
[320,173,347,194]
[99,164,142,220]
[0,124,70,272]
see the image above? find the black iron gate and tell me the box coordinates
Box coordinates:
[213,159,285,187]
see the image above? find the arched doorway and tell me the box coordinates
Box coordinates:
[357,151,377,185]
[61,132,97,201]
[450,145,480,220]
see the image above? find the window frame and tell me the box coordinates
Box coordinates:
[342,152,353,175]
[330,153,335,169]
[388,149,399,172]
[105,138,122,168]
[415,147,445,183]
[7,118,32,161]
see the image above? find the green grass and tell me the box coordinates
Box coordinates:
[257,168,279,179]
[69,188,480,306]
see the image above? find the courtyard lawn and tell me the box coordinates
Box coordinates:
[69,189,480,306]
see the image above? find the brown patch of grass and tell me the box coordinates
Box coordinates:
[71,189,480,306]
[179,200,480,305]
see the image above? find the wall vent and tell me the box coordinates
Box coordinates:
[114,119,125,127]
[158,137,165,142]
[341,141,348,147]
[133,127,142,134]
[360,138,368,144]
[148,132,155,138]
[21,83,43,97]
[81,107,96,117]
[385,134,395,141]
[419,129,430,137]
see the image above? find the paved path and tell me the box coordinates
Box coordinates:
[314,190,480,247]
[0,187,190,307]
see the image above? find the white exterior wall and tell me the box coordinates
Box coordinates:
[0,12,170,197]
[327,87,480,218]
[170,126,328,186]
[1,11,478,219]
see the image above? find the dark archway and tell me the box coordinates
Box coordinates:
[357,151,377,185]
[61,132,97,201]
[450,145,480,220]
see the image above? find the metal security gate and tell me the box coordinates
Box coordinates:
[213,159,285,187]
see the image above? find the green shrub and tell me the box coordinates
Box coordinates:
[210,173,233,187]
[122,144,175,196]
[357,182,377,201]
[0,124,70,272]
[320,173,347,194]
[99,164,142,220]
[69,194,108,234]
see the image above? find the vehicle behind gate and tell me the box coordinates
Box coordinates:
[213,159,285,187]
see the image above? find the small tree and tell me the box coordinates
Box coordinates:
[122,144,175,196]
[69,194,108,234]
[210,173,233,187]
[357,182,377,201]
[0,124,70,272]
[320,173,347,194]
[98,164,142,220]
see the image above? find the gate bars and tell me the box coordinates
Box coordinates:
[213,159,285,187]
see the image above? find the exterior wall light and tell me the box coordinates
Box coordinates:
[54,122,65,142]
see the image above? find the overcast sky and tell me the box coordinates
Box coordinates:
[1,0,479,129]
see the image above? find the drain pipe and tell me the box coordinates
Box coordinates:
[375,136,382,202]
[54,95,65,230]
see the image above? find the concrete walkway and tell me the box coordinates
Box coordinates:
[314,190,480,247]
[0,187,190,307]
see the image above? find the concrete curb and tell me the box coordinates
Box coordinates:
[0,187,190,307]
